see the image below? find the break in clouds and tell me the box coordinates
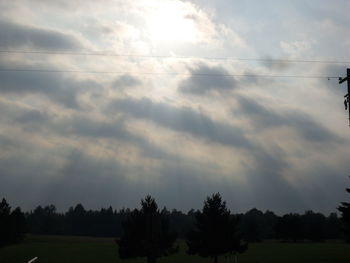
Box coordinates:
[0,0,350,214]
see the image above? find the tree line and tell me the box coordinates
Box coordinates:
[21,203,344,241]
[0,197,347,242]
[1,190,350,263]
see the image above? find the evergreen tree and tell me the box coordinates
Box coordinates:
[0,198,11,247]
[186,193,247,263]
[117,195,177,263]
[303,210,326,241]
[338,177,350,242]
[276,213,303,242]
[0,198,27,247]
[240,208,264,242]
[9,207,27,242]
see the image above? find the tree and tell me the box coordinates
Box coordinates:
[28,205,63,235]
[117,195,177,263]
[240,208,264,242]
[338,178,350,242]
[186,193,247,263]
[276,213,303,242]
[303,210,326,241]
[0,198,11,247]
[325,213,341,239]
[0,198,27,247]
[66,204,88,235]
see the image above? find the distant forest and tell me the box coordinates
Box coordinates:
[1,198,344,242]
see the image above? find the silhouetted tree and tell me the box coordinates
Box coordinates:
[0,198,11,247]
[325,213,341,239]
[261,210,278,239]
[303,210,326,241]
[14,200,342,240]
[27,205,63,235]
[168,209,195,238]
[276,213,303,242]
[187,193,247,263]
[117,195,177,263]
[0,198,27,247]
[9,207,27,242]
[66,204,88,235]
[240,208,264,242]
[338,178,350,242]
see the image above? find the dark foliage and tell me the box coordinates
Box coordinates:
[326,212,342,239]
[1,196,342,243]
[240,209,338,243]
[276,213,304,242]
[27,205,64,235]
[186,193,247,263]
[117,195,177,263]
[303,210,327,241]
[338,179,350,242]
[240,208,263,242]
[168,208,195,238]
[0,198,27,247]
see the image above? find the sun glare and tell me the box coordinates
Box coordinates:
[147,2,197,44]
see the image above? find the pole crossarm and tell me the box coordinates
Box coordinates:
[339,76,348,84]
[339,68,350,126]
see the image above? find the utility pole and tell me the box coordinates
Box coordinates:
[339,68,350,126]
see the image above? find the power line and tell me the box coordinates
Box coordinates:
[0,68,340,79]
[0,49,349,64]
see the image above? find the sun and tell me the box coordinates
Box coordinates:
[146,1,198,44]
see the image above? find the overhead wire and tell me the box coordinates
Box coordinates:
[0,68,340,79]
[0,49,349,64]
[0,49,346,79]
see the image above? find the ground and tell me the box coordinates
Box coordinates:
[0,235,349,263]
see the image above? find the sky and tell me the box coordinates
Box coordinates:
[0,0,350,214]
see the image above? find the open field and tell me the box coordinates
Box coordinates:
[0,235,349,263]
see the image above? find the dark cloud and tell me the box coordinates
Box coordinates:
[152,158,303,214]
[0,100,49,132]
[0,100,47,123]
[0,146,222,211]
[15,109,48,124]
[58,117,132,140]
[49,151,240,212]
[0,121,347,214]
[0,98,173,161]
[235,96,342,143]
[297,163,349,213]
[260,56,290,71]
[108,97,252,149]
[179,64,237,95]
[54,115,174,160]
[236,70,275,87]
[244,147,306,213]
[44,150,132,209]
[0,146,132,210]
[0,99,306,213]
[0,70,97,108]
[0,19,81,50]
[112,74,142,89]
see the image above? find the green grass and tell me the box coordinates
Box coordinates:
[0,235,349,263]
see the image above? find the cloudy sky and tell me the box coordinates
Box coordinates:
[0,0,350,214]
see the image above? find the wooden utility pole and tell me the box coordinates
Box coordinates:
[339,68,350,126]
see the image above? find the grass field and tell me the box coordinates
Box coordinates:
[0,235,349,263]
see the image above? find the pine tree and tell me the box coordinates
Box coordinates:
[338,178,350,242]
[0,198,27,247]
[0,198,11,247]
[117,195,177,263]
[187,193,247,263]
